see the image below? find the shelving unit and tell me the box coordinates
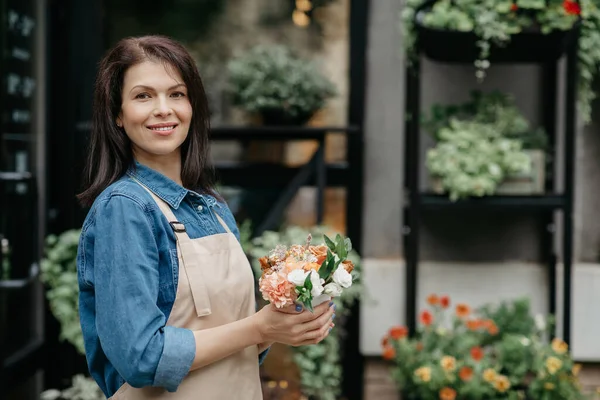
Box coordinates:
[402,10,580,344]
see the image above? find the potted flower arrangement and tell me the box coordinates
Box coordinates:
[424,91,548,201]
[401,0,600,123]
[381,296,590,399]
[227,45,337,126]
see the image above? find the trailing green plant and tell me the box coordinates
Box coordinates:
[401,0,600,123]
[243,223,363,400]
[40,374,105,400]
[39,229,105,399]
[40,229,84,354]
[425,91,546,200]
[227,45,337,124]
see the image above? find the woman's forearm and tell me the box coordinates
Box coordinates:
[190,314,262,371]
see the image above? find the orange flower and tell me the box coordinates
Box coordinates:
[459,366,473,381]
[259,256,272,272]
[258,271,296,308]
[381,336,389,348]
[308,244,328,265]
[439,387,457,400]
[466,319,482,331]
[389,326,408,340]
[440,356,456,372]
[427,294,440,306]
[420,310,433,326]
[440,296,450,308]
[510,3,518,11]
[303,262,321,272]
[484,320,499,335]
[470,346,484,362]
[382,346,395,360]
[455,303,471,318]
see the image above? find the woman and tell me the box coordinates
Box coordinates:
[76,35,335,399]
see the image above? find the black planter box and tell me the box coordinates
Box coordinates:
[413,1,580,64]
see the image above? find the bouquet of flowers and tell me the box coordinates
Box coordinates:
[258,233,354,312]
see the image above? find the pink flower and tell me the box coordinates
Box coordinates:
[259,271,296,308]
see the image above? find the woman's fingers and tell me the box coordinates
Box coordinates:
[299,304,334,333]
[298,322,335,346]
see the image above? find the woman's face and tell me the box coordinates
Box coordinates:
[118,60,192,164]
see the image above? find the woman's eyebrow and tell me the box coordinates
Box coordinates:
[129,83,186,94]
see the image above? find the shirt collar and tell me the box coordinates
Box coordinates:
[126,161,190,209]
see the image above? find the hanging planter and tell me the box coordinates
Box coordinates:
[400,0,600,123]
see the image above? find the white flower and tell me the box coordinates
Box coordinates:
[310,270,324,297]
[287,269,309,286]
[332,266,353,288]
[520,336,530,346]
[535,314,546,331]
[324,282,343,297]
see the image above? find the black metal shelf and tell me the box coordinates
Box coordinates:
[418,193,566,210]
[403,16,579,345]
[210,125,359,141]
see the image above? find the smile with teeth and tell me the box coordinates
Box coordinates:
[149,125,176,131]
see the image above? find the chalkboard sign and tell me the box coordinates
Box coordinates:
[1,0,37,172]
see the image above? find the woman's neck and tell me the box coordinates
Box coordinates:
[134,151,183,186]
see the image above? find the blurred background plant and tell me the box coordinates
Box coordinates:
[227,45,337,125]
[382,296,585,400]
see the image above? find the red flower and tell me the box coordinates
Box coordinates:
[382,346,395,360]
[511,3,518,11]
[470,346,484,361]
[459,366,474,381]
[440,296,450,308]
[389,326,408,340]
[563,0,581,15]
[420,310,433,326]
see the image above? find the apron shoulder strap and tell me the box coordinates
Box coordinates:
[212,211,232,235]
[131,177,189,236]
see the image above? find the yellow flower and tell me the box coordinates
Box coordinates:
[483,368,497,383]
[494,375,511,393]
[440,356,456,372]
[546,357,563,375]
[551,338,568,355]
[414,366,432,382]
[544,382,555,390]
[572,363,582,376]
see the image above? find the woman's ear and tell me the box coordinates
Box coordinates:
[116,116,122,128]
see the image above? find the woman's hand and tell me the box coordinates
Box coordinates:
[253,301,336,347]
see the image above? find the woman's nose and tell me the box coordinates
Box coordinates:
[153,96,173,117]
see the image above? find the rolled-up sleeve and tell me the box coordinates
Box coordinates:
[93,195,195,391]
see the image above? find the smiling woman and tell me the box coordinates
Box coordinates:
[74,35,335,400]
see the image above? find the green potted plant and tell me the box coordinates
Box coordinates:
[382,296,590,399]
[227,45,337,126]
[425,91,548,201]
[401,0,600,123]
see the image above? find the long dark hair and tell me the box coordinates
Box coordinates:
[77,35,217,207]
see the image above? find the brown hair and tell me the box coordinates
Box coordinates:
[77,35,217,207]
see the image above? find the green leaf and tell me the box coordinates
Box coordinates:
[344,237,352,253]
[303,273,313,291]
[324,234,336,252]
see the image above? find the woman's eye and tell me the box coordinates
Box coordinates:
[135,93,150,99]
[171,92,186,98]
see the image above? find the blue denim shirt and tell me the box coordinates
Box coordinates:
[77,162,268,398]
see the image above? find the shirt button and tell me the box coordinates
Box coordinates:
[197,205,203,212]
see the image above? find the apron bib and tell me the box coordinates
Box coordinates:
[109,183,262,399]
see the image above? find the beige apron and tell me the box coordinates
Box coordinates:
[110,184,262,399]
